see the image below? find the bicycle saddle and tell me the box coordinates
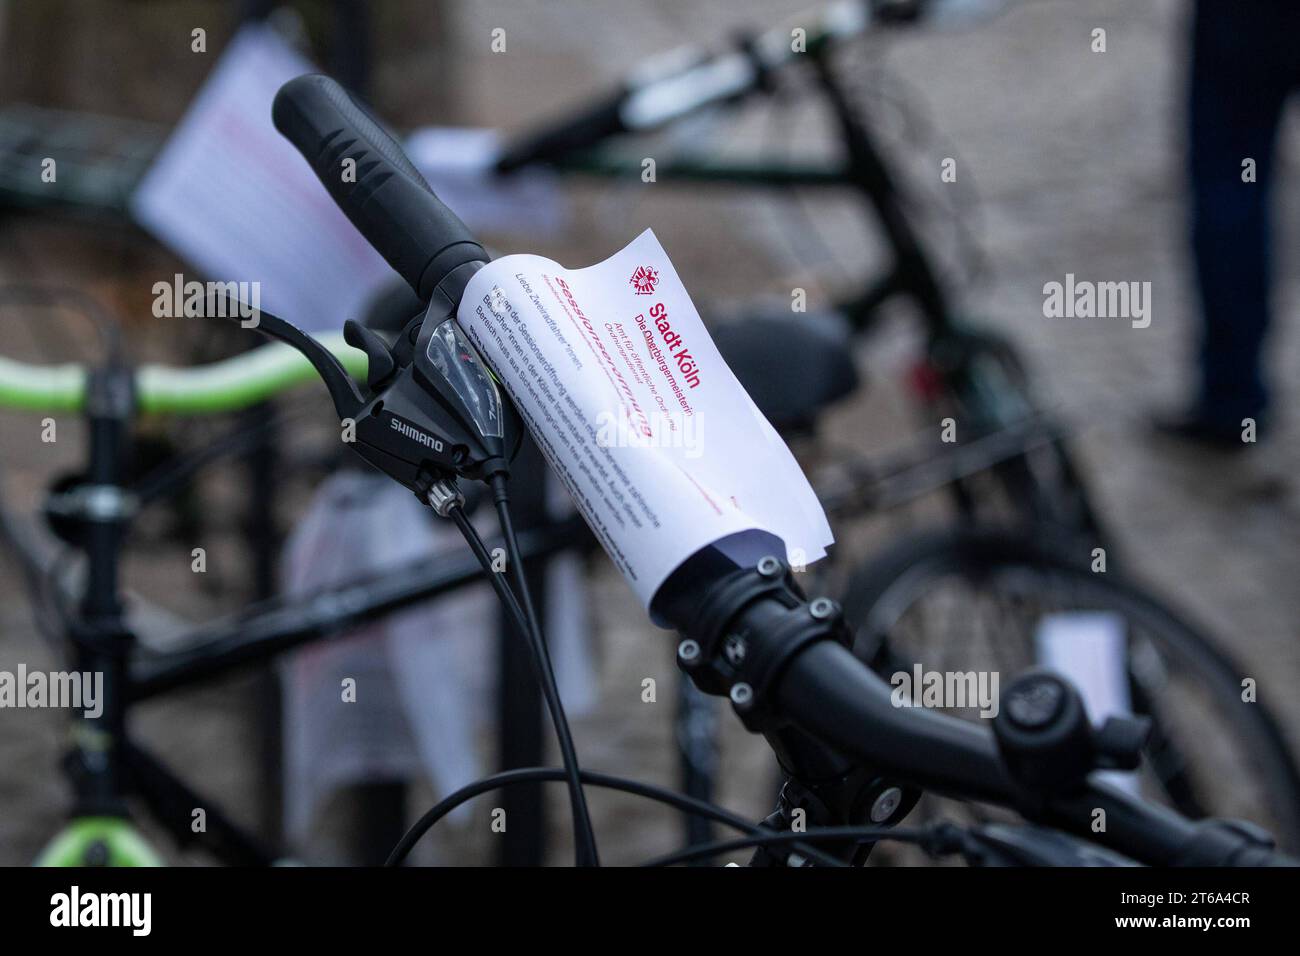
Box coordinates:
[711,308,859,432]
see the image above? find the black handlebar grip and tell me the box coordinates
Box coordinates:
[272,74,486,300]
[494,88,629,173]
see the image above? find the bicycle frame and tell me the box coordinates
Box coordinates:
[547,43,948,334]
[127,519,589,701]
[20,359,590,865]
[539,39,1106,540]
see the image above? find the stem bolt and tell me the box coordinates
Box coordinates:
[730,682,755,710]
[809,597,838,620]
[677,639,701,666]
[757,556,783,578]
[870,787,903,823]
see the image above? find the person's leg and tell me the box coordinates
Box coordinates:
[1184,0,1296,434]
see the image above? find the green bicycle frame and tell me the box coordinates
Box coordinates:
[35,816,164,867]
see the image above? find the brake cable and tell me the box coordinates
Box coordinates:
[216,296,600,866]
[385,766,849,868]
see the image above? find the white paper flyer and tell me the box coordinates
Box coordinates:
[131,25,567,334]
[458,229,833,609]
[130,25,395,333]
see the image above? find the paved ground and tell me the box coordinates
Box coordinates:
[1,0,1297,865]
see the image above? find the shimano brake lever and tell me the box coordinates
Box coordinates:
[252,310,366,421]
[241,303,515,500]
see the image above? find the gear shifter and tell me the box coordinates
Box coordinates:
[343,320,396,391]
[238,304,517,500]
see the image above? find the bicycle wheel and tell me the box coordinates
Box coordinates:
[839,526,1300,855]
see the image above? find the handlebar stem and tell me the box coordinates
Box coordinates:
[664,552,840,730]
[660,552,921,862]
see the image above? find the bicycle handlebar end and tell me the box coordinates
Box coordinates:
[272,74,487,300]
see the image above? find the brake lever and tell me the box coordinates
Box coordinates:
[239,299,515,503]
[253,309,366,420]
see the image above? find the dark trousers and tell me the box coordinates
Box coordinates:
[1188,0,1300,426]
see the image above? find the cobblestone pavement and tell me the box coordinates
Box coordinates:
[1,0,1296,864]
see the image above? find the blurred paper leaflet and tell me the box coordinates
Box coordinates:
[459,229,833,609]
[404,126,566,237]
[131,25,391,332]
[131,24,563,332]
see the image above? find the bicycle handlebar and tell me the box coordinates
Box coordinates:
[494,0,1007,173]
[779,641,1185,862]
[0,333,365,415]
[272,75,487,301]
[690,584,1296,866]
[494,12,820,173]
[495,89,630,174]
[651,548,1295,867]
